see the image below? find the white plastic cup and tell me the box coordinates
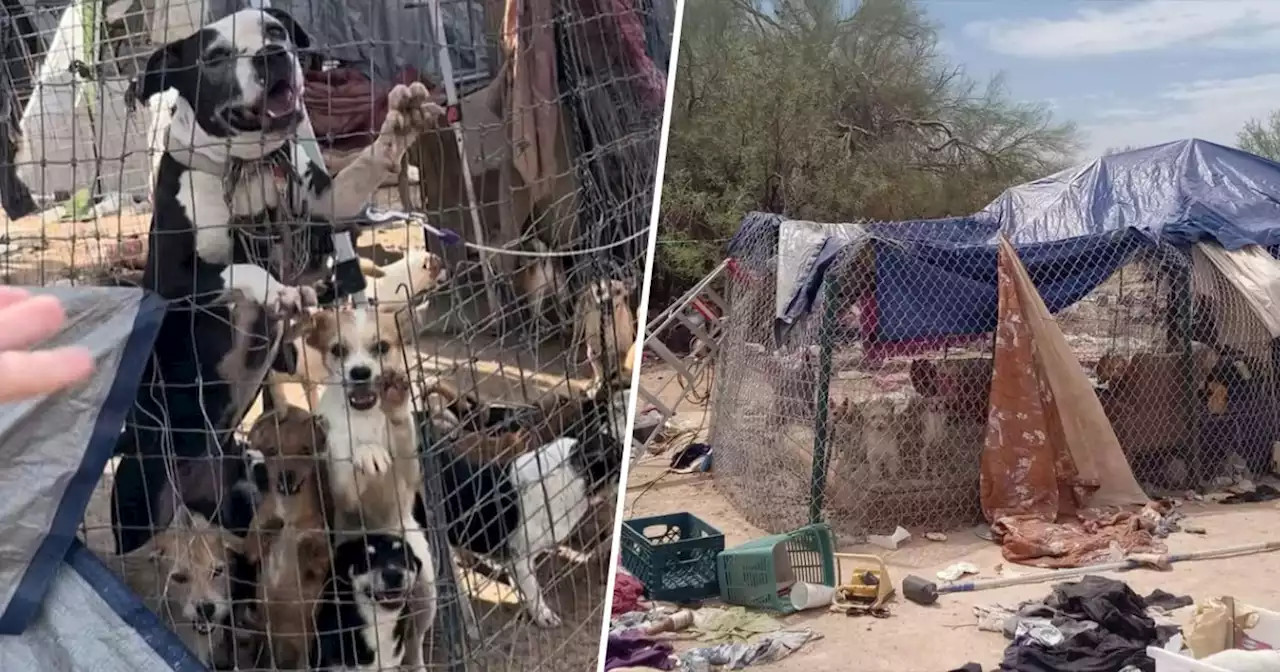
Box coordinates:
[790,582,836,611]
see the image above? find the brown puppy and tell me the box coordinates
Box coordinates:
[573,278,637,395]
[240,406,332,669]
[244,530,331,669]
[243,406,330,561]
[108,506,242,667]
[424,378,600,466]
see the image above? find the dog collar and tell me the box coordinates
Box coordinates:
[166,134,297,205]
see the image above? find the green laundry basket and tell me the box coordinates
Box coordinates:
[716,523,837,613]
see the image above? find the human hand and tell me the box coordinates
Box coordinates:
[0,288,94,403]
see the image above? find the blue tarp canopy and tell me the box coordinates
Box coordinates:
[728,139,1280,343]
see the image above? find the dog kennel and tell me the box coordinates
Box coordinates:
[710,138,1280,541]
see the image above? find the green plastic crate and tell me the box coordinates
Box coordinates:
[716,523,837,613]
[621,513,725,603]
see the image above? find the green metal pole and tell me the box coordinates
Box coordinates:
[808,278,838,524]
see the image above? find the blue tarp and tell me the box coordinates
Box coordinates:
[726,139,1280,343]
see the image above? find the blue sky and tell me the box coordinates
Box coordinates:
[921,0,1280,158]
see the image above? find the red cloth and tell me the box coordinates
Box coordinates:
[612,569,645,615]
[303,66,420,151]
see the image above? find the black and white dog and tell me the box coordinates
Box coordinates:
[110,8,442,554]
[416,387,628,628]
[311,534,425,671]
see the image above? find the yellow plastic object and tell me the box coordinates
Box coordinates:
[830,553,894,611]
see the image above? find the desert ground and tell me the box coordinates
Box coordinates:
[625,361,1280,672]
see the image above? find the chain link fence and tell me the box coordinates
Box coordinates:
[709,215,1280,543]
[0,0,669,668]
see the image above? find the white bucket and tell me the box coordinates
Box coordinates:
[789,582,836,612]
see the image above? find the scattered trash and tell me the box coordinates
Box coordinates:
[644,609,695,635]
[678,629,822,671]
[868,526,911,550]
[613,569,647,615]
[605,632,675,671]
[691,606,781,643]
[670,442,713,473]
[972,604,1014,633]
[1139,499,1184,538]
[788,582,835,612]
[925,532,948,542]
[972,524,996,542]
[937,562,980,582]
[994,563,1022,579]
[1222,484,1280,504]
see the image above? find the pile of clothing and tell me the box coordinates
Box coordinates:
[952,576,1184,672]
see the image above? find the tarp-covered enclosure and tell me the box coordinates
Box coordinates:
[710,139,1280,540]
[11,0,491,197]
[0,287,168,669]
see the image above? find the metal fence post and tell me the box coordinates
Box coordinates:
[808,278,838,524]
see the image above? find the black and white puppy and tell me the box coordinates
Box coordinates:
[311,534,424,672]
[111,8,443,555]
[417,387,628,628]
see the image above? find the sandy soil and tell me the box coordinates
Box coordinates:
[625,363,1280,672]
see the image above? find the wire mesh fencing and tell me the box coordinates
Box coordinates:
[709,219,1280,544]
[1,0,670,668]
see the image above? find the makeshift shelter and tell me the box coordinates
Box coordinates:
[0,287,170,668]
[711,139,1280,540]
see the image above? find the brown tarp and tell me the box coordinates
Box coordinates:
[983,237,1154,567]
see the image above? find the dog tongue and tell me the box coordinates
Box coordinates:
[264,88,297,118]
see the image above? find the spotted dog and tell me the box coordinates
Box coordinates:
[110,7,444,555]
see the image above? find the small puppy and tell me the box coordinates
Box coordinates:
[361,249,449,315]
[241,406,332,669]
[311,534,425,671]
[573,278,637,395]
[514,239,570,342]
[904,393,947,479]
[417,385,627,628]
[246,531,332,669]
[310,306,421,533]
[243,405,330,560]
[424,378,598,466]
[266,250,448,412]
[311,305,434,666]
[110,506,242,667]
[859,397,902,481]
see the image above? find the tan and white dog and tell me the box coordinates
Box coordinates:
[573,279,637,395]
[308,305,436,667]
[265,250,446,411]
[108,506,242,667]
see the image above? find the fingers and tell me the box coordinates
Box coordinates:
[0,294,67,352]
[0,347,94,404]
[0,287,31,311]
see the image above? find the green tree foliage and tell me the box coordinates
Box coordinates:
[655,0,1081,300]
[1238,111,1280,162]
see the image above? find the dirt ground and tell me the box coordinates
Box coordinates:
[3,198,610,671]
[626,364,1280,672]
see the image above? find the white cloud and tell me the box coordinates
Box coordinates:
[965,0,1280,58]
[1082,73,1280,155]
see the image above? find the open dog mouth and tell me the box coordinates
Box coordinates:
[369,586,408,604]
[259,80,299,119]
[193,621,216,635]
[221,81,300,131]
[347,383,378,411]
